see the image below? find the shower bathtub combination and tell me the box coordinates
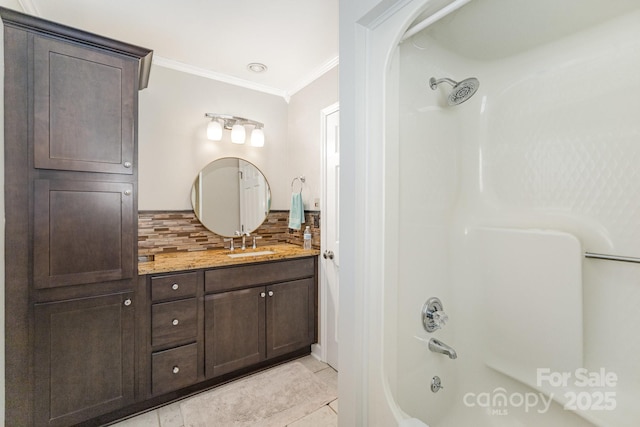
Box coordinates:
[346,0,640,426]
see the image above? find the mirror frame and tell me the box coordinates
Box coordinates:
[191,157,271,237]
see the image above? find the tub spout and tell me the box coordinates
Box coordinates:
[428,338,457,359]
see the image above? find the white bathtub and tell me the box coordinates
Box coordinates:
[339,1,640,426]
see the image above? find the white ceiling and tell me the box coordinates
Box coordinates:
[410,0,640,60]
[18,0,338,100]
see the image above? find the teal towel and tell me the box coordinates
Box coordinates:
[288,192,305,230]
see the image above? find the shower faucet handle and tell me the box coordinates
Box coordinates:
[432,310,449,328]
[422,297,448,333]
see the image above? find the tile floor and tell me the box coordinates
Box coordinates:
[111,356,338,427]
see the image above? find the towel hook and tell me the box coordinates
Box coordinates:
[291,176,305,194]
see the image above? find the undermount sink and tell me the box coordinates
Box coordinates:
[227,250,276,258]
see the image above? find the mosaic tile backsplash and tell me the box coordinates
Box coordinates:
[139,210,320,256]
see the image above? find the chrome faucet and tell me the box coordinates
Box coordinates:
[224,237,235,251]
[428,338,457,359]
[235,231,250,250]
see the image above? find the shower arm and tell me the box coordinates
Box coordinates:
[429,77,458,90]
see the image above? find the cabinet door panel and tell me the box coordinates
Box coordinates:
[34,179,134,288]
[205,287,265,377]
[34,293,135,426]
[33,35,136,174]
[266,278,314,358]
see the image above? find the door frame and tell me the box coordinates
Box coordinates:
[314,102,340,363]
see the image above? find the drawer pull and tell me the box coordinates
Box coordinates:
[172,366,180,374]
[172,319,179,326]
[260,292,266,298]
[172,283,179,290]
[124,299,132,306]
[268,291,274,297]
[124,161,132,168]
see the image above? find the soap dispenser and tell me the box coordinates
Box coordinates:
[303,226,312,250]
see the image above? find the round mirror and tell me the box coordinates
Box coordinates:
[191,157,271,237]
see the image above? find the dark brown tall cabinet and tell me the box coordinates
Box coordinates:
[2,8,152,426]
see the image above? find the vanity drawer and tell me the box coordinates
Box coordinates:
[152,343,198,396]
[151,272,198,302]
[205,257,315,293]
[152,298,197,347]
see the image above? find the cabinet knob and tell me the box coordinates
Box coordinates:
[124,299,132,306]
[260,292,266,298]
[123,161,132,168]
[171,283,179,290]
[172,319,179,326]
[123,190,132,196]
[172,366,179,374]
[268,291,274,297]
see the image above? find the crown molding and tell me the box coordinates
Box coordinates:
[16,0,40,15]
[286,56,339,99]
[153,55,339,103]
[152,56,291,101]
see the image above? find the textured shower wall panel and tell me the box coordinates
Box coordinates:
[394,7,640,427]
[483,11,640,257]
[481,11,640,424]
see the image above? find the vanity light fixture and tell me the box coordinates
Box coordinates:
[230,123,246,144]
[206,119,223,140]
[205,113,265,147]
[250,126,265,147]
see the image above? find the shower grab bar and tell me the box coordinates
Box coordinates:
[584,252,640,264]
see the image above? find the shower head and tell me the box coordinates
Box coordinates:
[429,76,480,106]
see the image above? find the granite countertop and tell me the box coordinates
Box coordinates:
[138,244,320,275]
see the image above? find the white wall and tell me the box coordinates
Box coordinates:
[287,66,338,210]
[138,65,290,211]
[138,64,337,213]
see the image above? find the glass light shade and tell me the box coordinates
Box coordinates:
[207,120,223,141]
[250,128,265,147]
[231,124,246,144]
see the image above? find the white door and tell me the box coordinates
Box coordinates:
[322,103,340,369]
[238,160,266,233]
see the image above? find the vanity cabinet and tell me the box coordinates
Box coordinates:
[204,278,315,377]
[204,259,316,377]
[2,7,152,426]
[144,256,317,397]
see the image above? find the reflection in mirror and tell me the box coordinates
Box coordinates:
[191,158,271,237]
